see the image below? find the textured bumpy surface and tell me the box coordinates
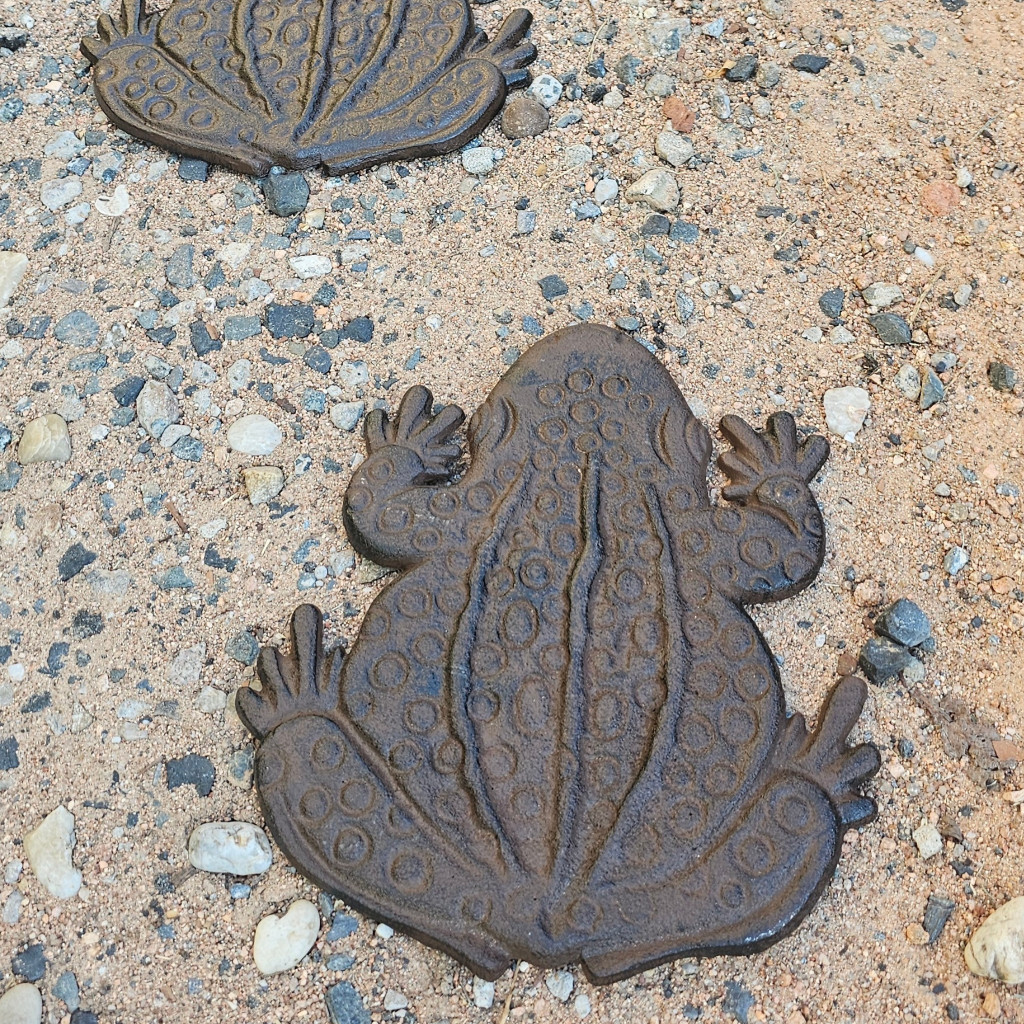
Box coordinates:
[80,0,535,174]
[238,325,880,983]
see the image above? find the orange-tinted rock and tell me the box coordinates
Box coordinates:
[662,96,696,132]
[921,181,961,217]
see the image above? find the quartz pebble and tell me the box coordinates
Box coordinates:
[944,546,969,576]
[655,130,694,168]
[529,73,563,108]
[822,386,870,440]
[472,978,496,1009]
[545,970,574,1002]
[625,169,680,212]
[253,899,321,974]
[188,821,273,875]
[289,255,332,279]
[136,380,180,440]
[461,147,496,175]
[24,805,82,898]
[18,414,72,464]
[0,984,42,1024]
[242,465,285,504]
[331,401,364,432]
[913,822,943,859]
[227,414,283,455]
[0,252,28,308]
[966,897,1024,984]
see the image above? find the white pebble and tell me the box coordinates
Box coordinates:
[23,805,82,899]
[288,255,333,279]
[822,386,870,441]
[196,686,228,713]
[624,169,680,212]
[253,899,320,974]
[944,545,969,576]
[545,970,574,1002]
[0,984,43,1024]
[167,642,205,687]
[461,147,496,176]
[227,414,283,455]
[0,252,28,309]
[136,380,180,440]
[331,401,364,432]
[529,73,563,108]
[574,993,592,1018]
[914,246,935,267]
[472,978,496,1009]
[383,990,409,1011]
[966,896,1024,984]
[912,821,943,859]
[375,922,395,939]
[893,364,922,401]
[188,821,273,875]
[95,184,131,217]
[593,178,618,204]
[18,414,72,464]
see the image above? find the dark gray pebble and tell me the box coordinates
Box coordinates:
[641,214,671,237]
[266,303,315,339]
[818,287,845,319]
[177,158,209,182]
[922,894,955,944]
[869,312,911,346]
[12,942,47,982]
[262,171,309,217]
[58,542,96,582]
[791,54,830,73]
[112,376,145,407]
[726,54,758,82]
[225,630,259,665]
[327,912,359,941]
[190,321,221,356]
[171,436,204,463]
[919,368,945,410]
[165,244,196,288]
[303,346,332,375]
[538,274,569,300]
[0,736,18,770]
[875,598,932,649]
[858,637,918,685]
[988,361,1018,392]
[54,310,99,348]
[326,981,371,1024]
[223,315,262,342]
[342,316,374,343]
[165,753,216,796]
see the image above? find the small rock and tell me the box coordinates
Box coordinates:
[461,147,495,175]
[18,414,71,464]
[538,274,569,300]
[472,978,496,1009]
[0,984,42,1024]
[501,95,550,138]
[862,282,903,308]
[225,630,259,665]
[178,158,209,182]
[196,686,227,713]
[51,971,80,1011]
[710,83,731,120]
[823,386,870,440]
[41,178,83,211]
[136,380,180,440]
[894,364,921,401]
[965,897,1024,984]
[529,73,563,108]
[303,345,332,374]
[791,54,830,73]
[227,414,283,455]
[58,542,96,581]
[655,130,694,168]
[242,465,285,504]
[165,244,196,288]
[662,96,695,132]
[516,209,537,235]
[953,283,973,307]
[54,310,99,347]
[644,72,675,97]
[625,169,679,212]
[253,899,320,975]
[913,822,943,860]
[594,178,618,204]
[545,971,574,1002]
[383,990,408,1011]
[0,252,29,308]
[830,325,855,346]
[875,599,931,648]
[988,362,1018,392]
[870,313,911,346]
[330,401,364,432]
[24,806,81,899]
[919,368,945,410]
[858,637,918,685]
[95,184,131,217]
[327,981,371,1024]
[923,895,956,944]
[931,351,957,373]
[944,546,969,576]
[726,54,758,82]
[289,255,332,279]
[921,180,960,217]
[263,171,309,217]
[188,821,273,875]
[12,943,46,982]
[168,643,205,687]
[165,753,215,795]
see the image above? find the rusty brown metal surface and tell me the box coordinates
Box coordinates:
[80,0,535,175]
[237,324,880,983]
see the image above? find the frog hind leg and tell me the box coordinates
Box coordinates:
[316,59,507,175]
[580,678,879,983]
[238,606,512,979]
[81,0,271,175]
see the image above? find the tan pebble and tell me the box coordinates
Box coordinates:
[922,180,961,217]
[786,1012,807,1024]
[966,897,1024,984]
[242,466,285,505]
[18,414,72,464]
[853,579,883,607]
[981,992,1001,1018]
[906,923,930,945]
[837,652,858,676]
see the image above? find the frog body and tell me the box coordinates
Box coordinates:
[80,0,535,175]
[238,325,879,982]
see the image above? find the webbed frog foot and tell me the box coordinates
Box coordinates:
[718,411,829,521]
[364,385,466,483]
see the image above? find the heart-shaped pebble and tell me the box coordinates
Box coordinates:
[252,899,320,975]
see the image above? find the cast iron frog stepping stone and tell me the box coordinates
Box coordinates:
[80,0,536,175]
[237,324,880,983]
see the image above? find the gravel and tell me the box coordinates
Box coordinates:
[875,598,932,648]
[262,171,310,216]
[869,312,912,346]
[501,95,550,138]
[227,414,283,455]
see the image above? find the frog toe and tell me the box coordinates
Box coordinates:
[319,60,506,175]
[85,44,270,175]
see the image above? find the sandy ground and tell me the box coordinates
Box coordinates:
[1,0,1023,1020]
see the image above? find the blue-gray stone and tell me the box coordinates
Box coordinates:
[875,599,931,649]
[52,970,80,1011]
[225,630,259,666]
[342,317,374,343]
[55,310,99,347]
[190,321,221,356]
[870,312,911,346]
[165,753,215,796]
[326,982,371,1024]
[303,346,332,375]
[223,315,261,342]
[858,637,917,684]
[12,942,47,981]
[178,158,209,182]
[262,171,309,217]
[58,542,96,581]
[0,461,23,491]
[267,303,315,339]
[327,912,359,941]
[112,376,145,407]
[171,436,204,462]
[819,287,845,318]
[156,566,194,590]
[327,953,356,971]
[919,368,945,410]
[538,274,568,300]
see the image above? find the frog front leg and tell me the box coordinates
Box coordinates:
[342,385,466,568]
[677,411,830,604]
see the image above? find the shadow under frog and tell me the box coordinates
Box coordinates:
[238,324,880,983]
[80,0,535,175]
